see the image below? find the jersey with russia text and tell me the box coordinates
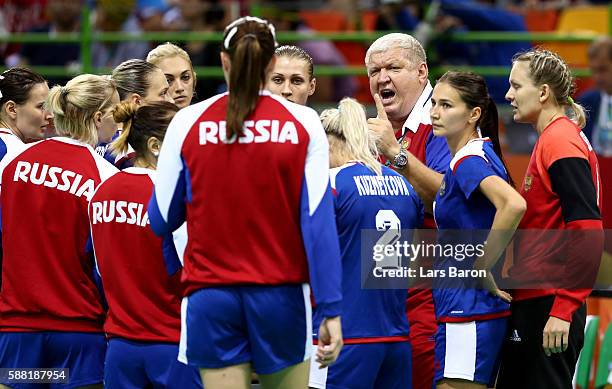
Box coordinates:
[433,138,510,322]
[148,90,342,318]
[313,162,423,342]
[0,137,117,332]
[89,167,183,343]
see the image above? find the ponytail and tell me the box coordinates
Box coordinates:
[226,36,263,138]
[321,97,382,176]
[479,97,514,187]
[567,99,586,129]
[46,74,116,147]
[222,16,277,140]
[110,101,178,159]
[110,101,137,156]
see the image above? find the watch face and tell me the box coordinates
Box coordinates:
[395,153,408,168]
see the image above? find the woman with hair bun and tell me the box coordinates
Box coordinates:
[309,97,423,389]
[0,67,52,150]
[0,74,119,388]
[89,101,201,389]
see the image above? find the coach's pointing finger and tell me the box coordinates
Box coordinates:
[367,94,399,160]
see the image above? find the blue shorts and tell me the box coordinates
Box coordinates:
[434,318,507,385]
[309,342,412,389]
[180,284,312,374]
[0,332,105,389]
[105,338,202,389]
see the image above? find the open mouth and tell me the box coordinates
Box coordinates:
[380,89,395,103]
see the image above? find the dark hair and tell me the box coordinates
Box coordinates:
[437,71,514,186]
[0,68,47,107]
[275,45,314,80]
[110,101,179,157]
[222,16,277,138]
[112,59,160,101]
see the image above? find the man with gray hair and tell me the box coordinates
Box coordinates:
[366,32,450,389]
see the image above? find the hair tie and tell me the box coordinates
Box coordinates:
[223,16,277,50]
[567,96,574,105]
[242,33,257,40]
[223,26,239,50]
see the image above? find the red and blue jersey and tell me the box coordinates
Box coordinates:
[312,162,423,342]
[0,137,117,332]
[433,138,511,322]
[148,90,342,318]
[95,130,135,170]
[89,167,183,343]
[0,128,25,165]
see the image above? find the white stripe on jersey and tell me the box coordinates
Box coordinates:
[302,283,313,362]
[155,94,225,224]
[178,296,189,364]
[449,138,490,171]
[444,322,477,381]
[329,162,357,190]
[269,92,331,216]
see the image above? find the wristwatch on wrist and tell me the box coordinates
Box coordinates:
[392,147,408,169]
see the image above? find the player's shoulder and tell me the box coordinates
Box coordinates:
[539,117,588,156]
[264,92,321,124]
[450,138,490,172]
[540,117,582,144]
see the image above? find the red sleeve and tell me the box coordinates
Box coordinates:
[549,219,603,322]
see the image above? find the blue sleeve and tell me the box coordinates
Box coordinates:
[87,236,108,310]
[148,107,191,237]
[415,192,425,228]
[148,165,187,236]
[300,112,343,319]
[162,234,182,276]
[301,180,343,318]
[425,131,451,173]
[454,156,496,199]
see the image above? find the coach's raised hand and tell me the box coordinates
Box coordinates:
[367,93,400,161]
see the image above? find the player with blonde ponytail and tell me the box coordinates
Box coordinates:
[0,74,119,388]
[309,97,423,389]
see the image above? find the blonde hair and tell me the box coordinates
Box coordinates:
[147,42,196,86]
[513,48,586,128]
[321,97,381,175]
[46,74,117,146]
[365,33,426,68]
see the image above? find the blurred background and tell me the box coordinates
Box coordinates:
[0,1,611,387]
